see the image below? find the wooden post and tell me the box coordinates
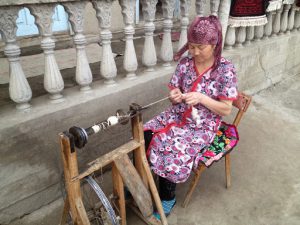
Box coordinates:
[114,155,153,218]
[59,133,90,225]
[131,105,148,187]
[130,105,168,225]
[59,197,70,225]
[112,163,126,225]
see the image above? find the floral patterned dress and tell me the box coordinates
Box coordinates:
[144,56,238,183]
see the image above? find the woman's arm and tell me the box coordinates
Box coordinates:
[182,92,233,116]
[183,60,238,116]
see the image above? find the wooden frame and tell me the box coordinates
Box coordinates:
[59,104,168,225]
[182,92,252,208]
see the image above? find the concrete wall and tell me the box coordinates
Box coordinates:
[1,31,300,224]
[226,33,300,94]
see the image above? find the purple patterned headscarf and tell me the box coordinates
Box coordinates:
[174,15,223,71]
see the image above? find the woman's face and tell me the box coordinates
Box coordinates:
[188,43,215,64]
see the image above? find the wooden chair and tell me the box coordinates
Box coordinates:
[182,92,252,208]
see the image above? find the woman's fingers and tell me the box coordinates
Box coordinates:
[170,91,203,105]
[182,93,193,101]
[182,92,202,106]
[174,95,182,101]
[169,88,183,103]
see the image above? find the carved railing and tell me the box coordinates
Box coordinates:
[0,0,299,111]
[224,1,300,50]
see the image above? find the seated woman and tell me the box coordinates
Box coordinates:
[143,15,238,219]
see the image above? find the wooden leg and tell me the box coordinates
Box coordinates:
[130,108,168,225]
[182,165,206,208]
[59,197,70,225]
[141,157,169,225]
[134,147,149,188]
[114,155,153,218]
[225,154,231,188]
[112,163,126,225]
[60,134,90,225]
[76,198,92,225]
[132,146,168,225]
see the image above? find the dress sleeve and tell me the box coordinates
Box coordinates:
[168,59,186,90]
[217,63,238,100]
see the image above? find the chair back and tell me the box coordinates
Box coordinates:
[232,92,252,127]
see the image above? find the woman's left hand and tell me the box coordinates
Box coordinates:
[182,92,205,106]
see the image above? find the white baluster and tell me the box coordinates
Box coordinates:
[0,7,32,110]
[160,0,176,67]
[244,26,254,46]
[224,26,236,50]
[272,7,283,36]
[29,4,64,102]
[141,0,158,72]
[196,0,206,17]
[294,10,300,32]
[210,0,220,16]
[254,25,264,41]
[178,0,191,55]
[119,0,138,80]
[235,27,246,48]
[92,0,117,85]
[64,2,93,91]
[218,0,232,48]
[280,4,291,34]
[287,5,296,33]
[263,12,274,39]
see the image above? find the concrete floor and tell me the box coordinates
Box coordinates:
[8,72,300,225]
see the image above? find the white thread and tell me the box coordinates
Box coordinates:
[191,106,201,126]
[82,128,89,140]
[107,116,119,126]
[92,125,101,133]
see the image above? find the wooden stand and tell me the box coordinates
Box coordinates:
[59,105,168,225]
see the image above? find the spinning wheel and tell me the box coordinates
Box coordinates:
[59,103,168,225]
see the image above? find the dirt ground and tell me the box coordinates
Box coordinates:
[7,73,300,225]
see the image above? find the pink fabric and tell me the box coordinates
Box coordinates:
[174,16,223,72]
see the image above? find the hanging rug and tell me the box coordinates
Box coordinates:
[229,0,268,27]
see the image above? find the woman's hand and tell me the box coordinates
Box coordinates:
[169,88,183,104]
[182,92,205,106]
[183,92,233,116]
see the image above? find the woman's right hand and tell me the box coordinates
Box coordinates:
[169,88,183,104]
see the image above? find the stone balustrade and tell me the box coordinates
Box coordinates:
[0,0,227,111]
[1,0,300,111]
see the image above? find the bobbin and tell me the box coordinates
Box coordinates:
[67,98,170,149]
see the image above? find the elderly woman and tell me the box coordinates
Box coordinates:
[144,15,238,218]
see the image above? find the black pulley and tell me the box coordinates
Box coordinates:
[69,126,88,149]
